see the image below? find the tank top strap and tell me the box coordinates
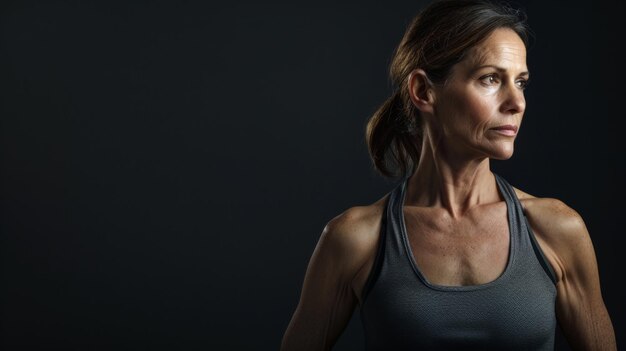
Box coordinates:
[385,177,412,258]
[493,173,558,285]
[360,178,409,305]
[494,173,525,242]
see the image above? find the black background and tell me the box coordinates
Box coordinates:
[1,1,624,350]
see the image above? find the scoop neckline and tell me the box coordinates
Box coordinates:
[398,174,517,292]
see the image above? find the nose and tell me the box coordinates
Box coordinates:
[500,81,526,115]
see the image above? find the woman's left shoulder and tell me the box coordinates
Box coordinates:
[512,187,594,284]
[512,186,587,235]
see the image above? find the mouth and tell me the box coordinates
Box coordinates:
[490,124,518,136]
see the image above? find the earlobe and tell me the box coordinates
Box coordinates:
[407,69,435,114]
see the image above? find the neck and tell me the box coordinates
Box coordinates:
[405,129,500,219]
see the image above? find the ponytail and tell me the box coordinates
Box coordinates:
[365,90,421,179]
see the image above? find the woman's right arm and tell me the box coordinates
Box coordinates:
[281,207,379,351]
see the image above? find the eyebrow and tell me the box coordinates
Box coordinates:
[473,65,530,77]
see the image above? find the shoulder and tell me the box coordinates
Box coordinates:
[513,187,592,284]
[321,196,387,256]
[514,187,586,234]
[513,187,587,239]
[319,195,388,301]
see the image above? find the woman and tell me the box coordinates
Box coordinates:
[281,0,617,350]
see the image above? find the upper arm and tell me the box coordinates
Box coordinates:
[281,208,378,351]
[537,200,616,350]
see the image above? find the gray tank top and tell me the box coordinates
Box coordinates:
[360,173,557,350]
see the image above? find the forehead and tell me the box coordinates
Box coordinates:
[458,28,527,71]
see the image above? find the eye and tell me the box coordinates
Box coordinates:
[516,78,530,90]
[479,74,500,86]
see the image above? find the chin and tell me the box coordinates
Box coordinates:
[492,150,515,160]
[491,153,514,161]
[487,144,515,160]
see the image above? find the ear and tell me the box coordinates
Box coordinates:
[407,69,435,114]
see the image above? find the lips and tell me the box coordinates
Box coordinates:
[491,124,517,135]
[491,124,518,133]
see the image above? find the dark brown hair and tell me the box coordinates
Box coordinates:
[366,0,530,179]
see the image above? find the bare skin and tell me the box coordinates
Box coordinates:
[281,28,617,351]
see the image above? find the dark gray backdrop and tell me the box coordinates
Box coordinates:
[1,0,623,350]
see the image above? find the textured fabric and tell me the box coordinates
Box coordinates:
[360,173,557,351]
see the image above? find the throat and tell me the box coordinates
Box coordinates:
[405,169,502,219]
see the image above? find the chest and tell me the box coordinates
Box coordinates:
[402,203,510,287]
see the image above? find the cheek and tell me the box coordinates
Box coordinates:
[446,90,495,133]
[468,98,496,135]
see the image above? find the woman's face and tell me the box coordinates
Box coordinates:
[431,28,528,161]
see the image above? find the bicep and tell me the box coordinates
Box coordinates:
[553,213,616,350]
[281,223,363,351]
